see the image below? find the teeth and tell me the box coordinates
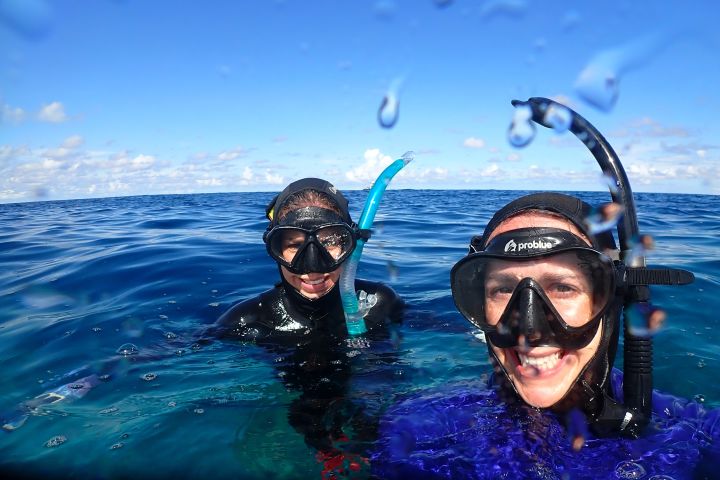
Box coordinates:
[304,278,325,285]
[518,352,561,371]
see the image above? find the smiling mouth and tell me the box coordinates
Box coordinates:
[516,351,563,371]
[302,278,326,286]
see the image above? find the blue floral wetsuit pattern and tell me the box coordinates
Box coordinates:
[371,369,720,479]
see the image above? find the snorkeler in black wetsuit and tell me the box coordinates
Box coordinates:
[211,177,402,341]
[209,177,403,471]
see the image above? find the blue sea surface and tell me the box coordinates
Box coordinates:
[0,189,718,479]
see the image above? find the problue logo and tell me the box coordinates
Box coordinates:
[505,238,553,252]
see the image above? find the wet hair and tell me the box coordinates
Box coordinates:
[277,190,343,221]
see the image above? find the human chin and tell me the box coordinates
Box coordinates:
[281,266,341,300]
[491,327,603,408]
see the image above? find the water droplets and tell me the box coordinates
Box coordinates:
[378,77,404,129]
[44,435,67,448]
[575,34,667,112]
[625,303,666,336]
[543,103,573,133]
[614,461,646,479]
[584,202,624,234]
[116,343,139,356]
[507,104,536,147]
[142,373,157,382]
[626,234,654,265]
[386,260,399,281]
[566,409,588,452]
[600,173,620,194]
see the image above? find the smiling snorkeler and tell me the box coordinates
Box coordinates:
[371,98,720,480]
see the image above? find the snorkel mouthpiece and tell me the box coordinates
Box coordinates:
[340,152,413,335]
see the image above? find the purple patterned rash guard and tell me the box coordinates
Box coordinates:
[370,369,720,479]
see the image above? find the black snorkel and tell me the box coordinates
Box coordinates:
[511,97,694,437]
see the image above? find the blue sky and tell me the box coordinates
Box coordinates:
[1,0,719,203]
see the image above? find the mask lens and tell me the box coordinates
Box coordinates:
[266,224,356,271]
[452,249,614,330]
[268,228,308,265]
[315,225,354,260]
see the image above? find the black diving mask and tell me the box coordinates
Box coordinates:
[451,227,617,350]
[263,206,359,274]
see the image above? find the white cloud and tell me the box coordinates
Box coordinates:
[217,147,247,161]
[463,137,486,149]
[345,148,395,183]
[62,135,84,149]
[38,102,68,123]
[2,103,26,123]
[264,170,284,184]
[242,166,253,181]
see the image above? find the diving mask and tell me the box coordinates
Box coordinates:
[263,206,359,274]
[451,227,617,350]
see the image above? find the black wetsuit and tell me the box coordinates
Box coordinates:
[212,279,402,342]
[209,278,404,461]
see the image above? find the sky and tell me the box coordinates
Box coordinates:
[1,0,719,203]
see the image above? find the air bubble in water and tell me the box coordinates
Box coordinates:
[142,373,157,382]
[584,202,624,234]
[507,104,536,147]
[116,343,139,356]
[614,461,646,479]
[543,103,572,133]
[44,435,67,448]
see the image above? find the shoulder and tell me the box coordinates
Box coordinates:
[206,287,283,339]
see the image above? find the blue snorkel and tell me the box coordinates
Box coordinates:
[512,97,694,436]
[340,152,413,336]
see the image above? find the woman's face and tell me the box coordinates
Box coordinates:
[484,213,603,408]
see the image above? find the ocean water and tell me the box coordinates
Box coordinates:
[0,189,718,479]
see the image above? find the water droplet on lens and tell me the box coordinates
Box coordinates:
[694,394,706,403]
[110,442,123,450]
[584,202,624,234]
[387,260,399,281]
[575,62,620,112]
[164,332,177,339]
[625,303,665,336]
[614,461,646,479]
[543,103,573,132]
[142,373,157,381]
[378,92,399,128]
[600,173,620,194]
[91,327,102,333]
[116,343,139,356]
[507,105,536,147]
